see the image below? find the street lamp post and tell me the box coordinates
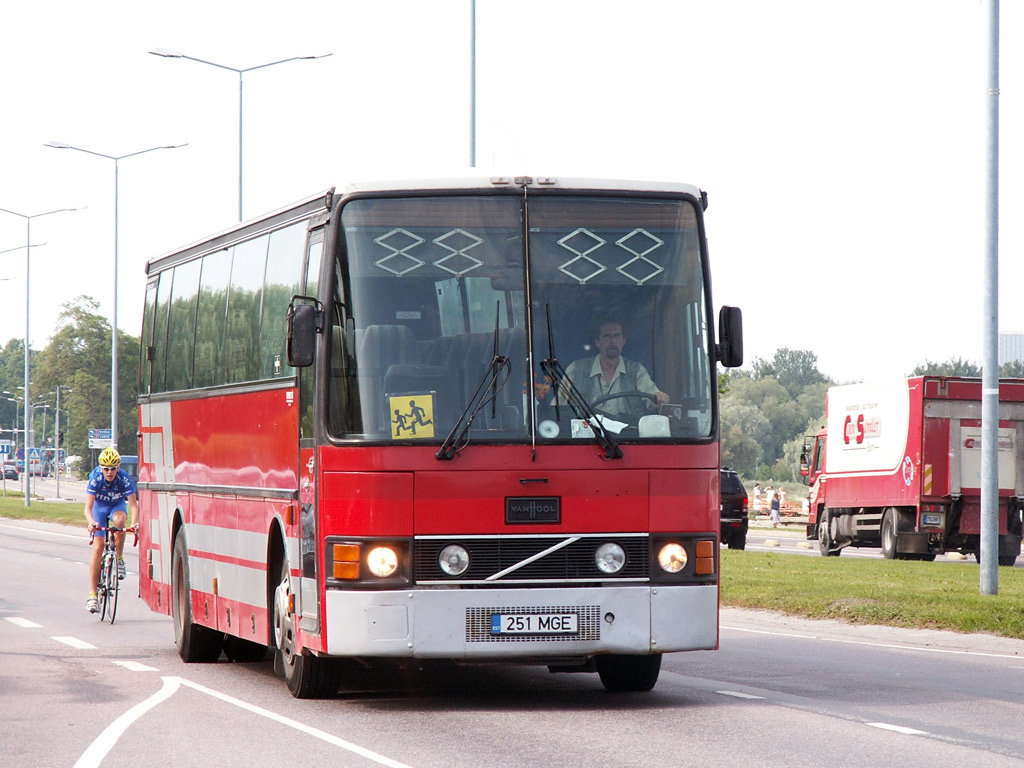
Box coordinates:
[0,205,79,506]
[149,48,332,222]
[45,142,185,452]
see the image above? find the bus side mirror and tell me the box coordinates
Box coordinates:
[287,299,322,368]
[717,306,743,368]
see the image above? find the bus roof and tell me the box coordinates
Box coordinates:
[146,176,706,274]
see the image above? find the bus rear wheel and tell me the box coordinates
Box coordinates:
[172,532,224,662]
[596,654,661,692]
[273,558,339,698]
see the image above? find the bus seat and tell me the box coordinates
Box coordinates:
[358,324,420,435]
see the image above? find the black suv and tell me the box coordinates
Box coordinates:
[720,468,748,549]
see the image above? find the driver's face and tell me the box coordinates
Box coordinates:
[596,323,625,361]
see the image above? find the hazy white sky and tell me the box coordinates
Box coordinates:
[0,0,1020,384]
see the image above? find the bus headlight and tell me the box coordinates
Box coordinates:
[595,542,626,574]
[439,544,470,576]
[658,543,688,573]
[366,546,399,578]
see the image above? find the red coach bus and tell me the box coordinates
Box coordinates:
[137,176,743,697]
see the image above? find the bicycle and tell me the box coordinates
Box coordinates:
[89,525,138,624]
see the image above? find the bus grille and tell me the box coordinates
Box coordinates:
[465,605,602,642]
[414,534,650,584]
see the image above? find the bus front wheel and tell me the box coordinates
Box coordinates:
[596,654,661,692]
[273,558,340,698]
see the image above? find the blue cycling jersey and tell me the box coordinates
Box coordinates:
[87,466,137,513]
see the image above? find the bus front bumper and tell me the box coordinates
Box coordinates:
[323,584,718,659]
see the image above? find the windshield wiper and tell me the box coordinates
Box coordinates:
[540,305,622,460]
[436,305,513,460]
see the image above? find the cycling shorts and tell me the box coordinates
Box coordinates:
[90,502,127,528]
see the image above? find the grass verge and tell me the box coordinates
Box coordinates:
[0,494,86,527]
[721,549,1024,639]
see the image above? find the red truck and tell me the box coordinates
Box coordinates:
[801,377,1024,565]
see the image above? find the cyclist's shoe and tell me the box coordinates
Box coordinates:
[86,595,99,613]
[117,559,126,580]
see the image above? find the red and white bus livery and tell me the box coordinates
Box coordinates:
[137,176,743,696]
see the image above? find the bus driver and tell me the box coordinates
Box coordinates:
[562,313,669,418]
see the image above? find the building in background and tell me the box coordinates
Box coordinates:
[999,333,1024,367]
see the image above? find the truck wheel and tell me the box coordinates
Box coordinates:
[881,508,902,560]
[818,510,840,557]
[732,533,746,551]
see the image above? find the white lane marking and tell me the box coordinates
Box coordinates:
[112,660,159,672]
[716,690,765,699]
[0,522,82,540]
[52,636,97,650]
[5,617,42,628]
[867,722,928,736]
[74,676,417,768]
[723,625,1024,660]
[173,677,416,767]
[74,676,181,768]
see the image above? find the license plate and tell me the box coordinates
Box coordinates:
[922,513,942,527]
[491,613,579,635]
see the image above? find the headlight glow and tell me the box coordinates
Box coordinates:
[595,542,626,574]
[366,546,399,578]
[439,544,470,576]
[658,542,688,573]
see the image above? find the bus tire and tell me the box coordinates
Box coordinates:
[596,654,661,692]
[273,558,339,698]
[172,532,224,663]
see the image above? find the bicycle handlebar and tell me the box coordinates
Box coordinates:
[89,525,139,546]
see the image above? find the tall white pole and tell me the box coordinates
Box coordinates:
[238,72,245,222]
[24,218,31,506]
[470,0,476,168]
[980,0,1000,595]
[112,159,120,450]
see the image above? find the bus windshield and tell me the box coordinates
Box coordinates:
[330,193,712,444]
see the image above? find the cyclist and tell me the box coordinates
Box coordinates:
[84,447,138,613]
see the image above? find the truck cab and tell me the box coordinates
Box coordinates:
[800,430,826,541]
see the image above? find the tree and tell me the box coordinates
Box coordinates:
[721,350,832,480]
[751,348,828,399]
[910,358,982,377]
[32,296,140,461]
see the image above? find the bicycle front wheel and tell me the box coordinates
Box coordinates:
[106,555,119,624]
[99,553,116,623]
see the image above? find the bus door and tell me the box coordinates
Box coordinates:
[298,226,325,633]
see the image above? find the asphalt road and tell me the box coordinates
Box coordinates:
[4,518,1024,767]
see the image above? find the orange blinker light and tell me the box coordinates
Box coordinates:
[695,539,716,576]
[332,543,361,580]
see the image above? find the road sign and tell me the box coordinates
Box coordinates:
[0,445,9,455]
[89,429,114,449]
[28,448,41,459]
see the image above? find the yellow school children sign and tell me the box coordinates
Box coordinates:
[389,394,435,439]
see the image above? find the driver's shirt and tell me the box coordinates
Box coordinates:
[562,354,659,415]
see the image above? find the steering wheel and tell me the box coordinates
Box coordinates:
[588,390,659,426]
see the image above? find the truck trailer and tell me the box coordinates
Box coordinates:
[801,377,1024,565]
